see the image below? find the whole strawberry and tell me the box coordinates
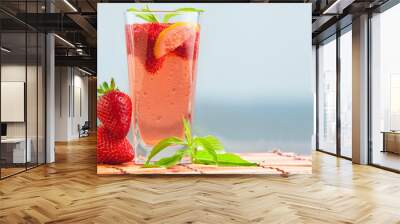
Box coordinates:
[97,78,132,139]
[97,125,134,164]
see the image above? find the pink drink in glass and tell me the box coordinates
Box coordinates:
[125,12,200,163]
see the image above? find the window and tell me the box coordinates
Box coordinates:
[370,3,400,171]
[0,1,47,179]
[339,28,352,158]
[318,36,337,154]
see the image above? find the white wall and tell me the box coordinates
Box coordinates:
[55,67,89,141]
[72,73,89,138]
[55,66,69,141]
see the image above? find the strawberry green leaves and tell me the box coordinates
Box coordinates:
[97,78,119,96]
[143,118,256,168]
[127,5,204,23]
[110,78,116,90]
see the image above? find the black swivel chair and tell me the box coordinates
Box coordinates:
[79,121,90,138]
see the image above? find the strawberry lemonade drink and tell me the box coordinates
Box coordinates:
[125,9,201,163]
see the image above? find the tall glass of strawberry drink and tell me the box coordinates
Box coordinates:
[125,10,201,164]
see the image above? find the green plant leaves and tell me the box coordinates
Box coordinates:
[162,13,179,23]
[127,7,138,12]
[143,118,256,168]
[155,149,187,168]
[162,8,204,23]
[198,135,224,150]
[145,136,184,165]
[195,150,257,167]
[136,14,158,23]
[142,5,159,22]
[182,118,192,144]
[142,163,160,168]
[155,154,181,167]
[193,137,218,164]
[127,6,138,12]
[127,5,159,23]
[192,135,224,164]
[127,6,204,23]
[176,8,205,12]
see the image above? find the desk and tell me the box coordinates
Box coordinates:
[1,138,31,163]
[382,131,400,154]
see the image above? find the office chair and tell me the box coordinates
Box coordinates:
[79,121,90,138]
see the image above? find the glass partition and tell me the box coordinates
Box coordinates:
[1,30,28,177]
[27,0,37,170]
[27,30,38,169]
[339,28,352,158]
[0,1,46,179]
[38,32,46,165]
[317,36,337,154]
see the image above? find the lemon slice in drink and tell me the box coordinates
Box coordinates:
[153,22,199,59]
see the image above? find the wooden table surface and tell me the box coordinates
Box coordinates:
[97,151,312,176]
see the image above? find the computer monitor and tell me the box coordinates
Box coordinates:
[1,123,7,137]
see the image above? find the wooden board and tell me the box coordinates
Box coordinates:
[97,151,312,176]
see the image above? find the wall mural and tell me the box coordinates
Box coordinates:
[97,3,313,175]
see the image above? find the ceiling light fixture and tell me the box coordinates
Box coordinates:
[78,67,93,76]
[1,47,11,53]
[54,34,75,48]
[63,0,78,12]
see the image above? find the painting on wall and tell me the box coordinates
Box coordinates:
[97,3,313,175]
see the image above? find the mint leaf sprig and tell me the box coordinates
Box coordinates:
[163,8,204,23]
[127,5,204,23]
[128,5,159,23]
[144,118,256,168]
